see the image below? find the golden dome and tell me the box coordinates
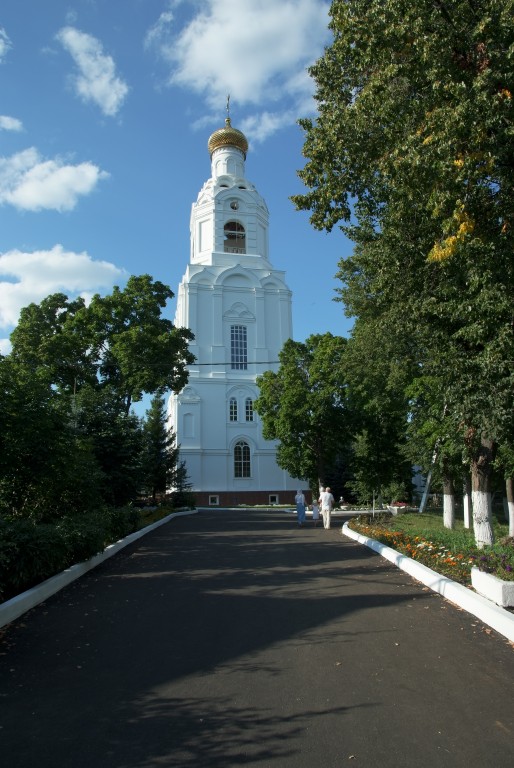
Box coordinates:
[208,117,248,158]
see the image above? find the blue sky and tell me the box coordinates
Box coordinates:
[0,1,354,376]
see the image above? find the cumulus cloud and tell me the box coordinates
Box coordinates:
[0,115,23,132]
[0,147,109,212]
[0,244,127,330]
[147,0,330,139]
[56,26,129,117]
[0,28,12,62]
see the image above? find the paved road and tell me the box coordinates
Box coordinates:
[1,509,513,768]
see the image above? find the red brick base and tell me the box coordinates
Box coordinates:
[194,490,312,507]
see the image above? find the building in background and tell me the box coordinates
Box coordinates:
[167,112,299,506]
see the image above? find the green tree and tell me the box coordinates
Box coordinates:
[342,318,413,507]
[86,275,194,414]
[74,385,145,508]
[10,275,195,414]
[0,356,103,520]
[141,393,180,503]
[255,334,351,494]
[293,0,514,546]
[2,275,193,518]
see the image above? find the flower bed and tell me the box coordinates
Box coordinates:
[347,515,514,587]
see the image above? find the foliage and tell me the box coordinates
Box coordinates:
[341,318,414,504]
[168,460,196,509]
[84,275,194,414]
[293,0,514,545]
[0,356,105,520]
[141,393,180,502]
[9,275,194,414]
[1,275,193,519]
[255,333,352,492]
[0,507,143,603]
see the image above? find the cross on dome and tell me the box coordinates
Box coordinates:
[208,98,248,158]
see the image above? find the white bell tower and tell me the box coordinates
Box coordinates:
[168,110,299,505]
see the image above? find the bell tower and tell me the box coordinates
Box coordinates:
[168,108,299,506]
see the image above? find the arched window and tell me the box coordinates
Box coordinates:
[229,397,238,422]
[234,441,251,478]
[224,221,245,253]
[245,398,254,422]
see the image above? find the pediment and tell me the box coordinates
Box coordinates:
[223,302,255,321]
[179,386,201,403]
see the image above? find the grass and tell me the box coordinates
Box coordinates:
[347,508,514,585]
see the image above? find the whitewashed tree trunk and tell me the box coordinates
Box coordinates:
[463,476,471,529]
[443,475,455,529]
[471,436,495,548]
[506,477,514,538]
[471,490,494,547]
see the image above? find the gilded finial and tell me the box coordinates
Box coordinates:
[208,96,248,158]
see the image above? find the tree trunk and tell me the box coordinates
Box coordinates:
[462,475,472,529]
[470,436,496,548]
[442,473,455,529]
[506,477,514,538]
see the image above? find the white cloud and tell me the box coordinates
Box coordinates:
[241,110,299,144]
[0,28,12,62]
[0,245,127,330]
[144,8,175,50]
[56,26,129,117]
[0,115,23,132]
[147,0,330,137]
[0,147,109,212]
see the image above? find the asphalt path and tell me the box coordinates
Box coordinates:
[1,508,513,768]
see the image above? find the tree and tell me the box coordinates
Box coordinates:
[86,275,194,414]
[255,334,351,494]
[74,385,145,508]
[141,393,180,503]
[2,275,194,517]
[341,318,413,507]
[293,0,514,546]
[10,275,195,414]
[0,356,103,520]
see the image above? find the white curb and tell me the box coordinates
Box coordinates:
[0,509,198,630]
[342,522,514,644]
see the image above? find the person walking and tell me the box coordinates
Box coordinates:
[311,498,320,527]
[295,490,306,527]
[320,486,335,529]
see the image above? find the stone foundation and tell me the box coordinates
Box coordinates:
[194,490,312,507]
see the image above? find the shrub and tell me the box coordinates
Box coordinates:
[103,506,141,541]
[0,506,142,603]
[0,519,69,601]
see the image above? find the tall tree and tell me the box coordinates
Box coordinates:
[0,356,103,520]
[86,275,194,414]
[2,275,194,517]
[10,275,195,414]
[293,0,514,546]
[255,334,351,493]
[141,393,180,503]
[342,317,413,506]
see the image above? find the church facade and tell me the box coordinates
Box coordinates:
[167,116,299,506]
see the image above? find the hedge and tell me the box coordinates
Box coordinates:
[0,507,142,602]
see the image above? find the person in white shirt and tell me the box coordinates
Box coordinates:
[320,486,335,529]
